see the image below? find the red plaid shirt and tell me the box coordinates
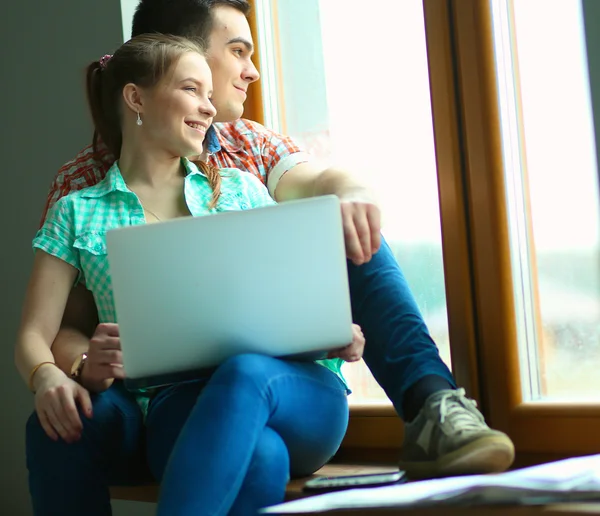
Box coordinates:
[41,119,310,225]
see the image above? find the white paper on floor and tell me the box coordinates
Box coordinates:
[261,454,600,514]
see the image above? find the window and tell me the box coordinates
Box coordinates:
[120,0,138,41]
[254,0,600,458]
[493,0,600,400]
[255,0,452,406]
[429,0,600,458]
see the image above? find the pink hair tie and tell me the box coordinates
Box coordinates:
[99,54,113,70]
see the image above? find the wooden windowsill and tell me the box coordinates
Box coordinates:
[109,462,397,503]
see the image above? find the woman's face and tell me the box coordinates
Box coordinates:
[140,52,217,157]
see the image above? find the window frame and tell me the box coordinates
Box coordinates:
[251,0,600,460]
[243,1,266,124]
[434,0,600,460]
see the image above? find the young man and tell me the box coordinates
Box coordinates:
[26,1,514,512]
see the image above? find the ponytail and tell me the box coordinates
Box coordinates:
[85,60,122,161]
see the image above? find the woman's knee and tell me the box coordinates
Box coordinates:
[248,427,290,482]
[289,442,341,479]
[212,353,280,390]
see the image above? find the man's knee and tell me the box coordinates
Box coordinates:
[26,411,50,452]
[26,384,143,466]
[26,410,79,470]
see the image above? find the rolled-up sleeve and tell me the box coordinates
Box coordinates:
[33,198,80,273]
[262,131,310,198]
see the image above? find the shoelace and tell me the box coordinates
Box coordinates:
[434,388,486,430]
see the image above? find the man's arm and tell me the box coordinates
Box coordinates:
[274,162,382,265]
[52,285,124,392]
[218,119,381,264]
[51,284,98,375]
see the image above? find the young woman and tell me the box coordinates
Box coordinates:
[15,34,363,515]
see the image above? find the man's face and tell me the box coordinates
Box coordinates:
[205,5,260,123]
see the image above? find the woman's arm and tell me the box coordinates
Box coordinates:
[15,250,93,443]
[15,250,78,389]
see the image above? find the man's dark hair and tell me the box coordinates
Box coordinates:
[131,0,251,41]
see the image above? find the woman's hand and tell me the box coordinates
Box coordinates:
[33,364,93,443]
[327,324,365,362]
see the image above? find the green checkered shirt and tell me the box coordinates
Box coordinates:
[33,159,346,414]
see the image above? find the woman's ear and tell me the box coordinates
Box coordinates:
[122,83,145,116]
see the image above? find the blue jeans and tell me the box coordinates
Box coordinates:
[153,354,348,515]
[348,239,454,417]
[26,236,454,514]
[27,355,348,516]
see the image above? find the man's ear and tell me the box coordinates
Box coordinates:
[122,83,146,116]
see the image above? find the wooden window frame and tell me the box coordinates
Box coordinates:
[252,0,600,463]
[428,0,600,464]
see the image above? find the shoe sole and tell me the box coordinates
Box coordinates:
[399,435,516,480]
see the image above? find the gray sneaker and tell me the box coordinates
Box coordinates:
[398,388,515,479]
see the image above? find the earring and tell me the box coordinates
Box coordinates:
[136,111,143,126]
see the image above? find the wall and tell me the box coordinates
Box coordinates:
[0,1,153,514]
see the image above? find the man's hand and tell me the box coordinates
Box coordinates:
[80,323,125,393]
[33,364,92,443]
[340,193,382,266]
[328,324,365,362]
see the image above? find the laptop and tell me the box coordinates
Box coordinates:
[105,195,353,390]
